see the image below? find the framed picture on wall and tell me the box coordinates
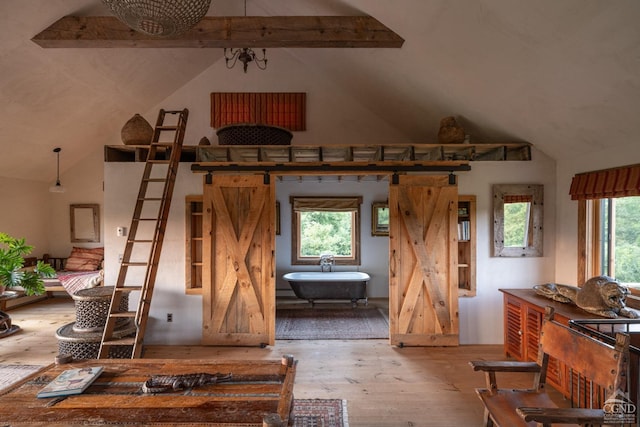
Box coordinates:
[371,202,389,236]
[70,204,100,243]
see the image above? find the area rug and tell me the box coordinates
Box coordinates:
[276,307,389,340]
[0,364,43,392]
[292,399,348,427]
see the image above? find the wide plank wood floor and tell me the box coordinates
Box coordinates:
[0,297,563,426]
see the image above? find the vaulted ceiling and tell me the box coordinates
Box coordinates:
[2,0,639,183]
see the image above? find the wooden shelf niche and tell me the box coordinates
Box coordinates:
[185,195,203,294]
[458,195,476,297]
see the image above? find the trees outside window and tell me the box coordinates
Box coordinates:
[597,196,640,286]
[290,196,361,265]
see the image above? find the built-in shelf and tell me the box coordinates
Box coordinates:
[104,142,532,164]
[458,195,476,297]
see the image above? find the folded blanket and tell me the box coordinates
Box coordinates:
[44,270,103,295]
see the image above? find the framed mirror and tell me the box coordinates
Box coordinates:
[492,184,543,257]
[371,202,389,236]
[70,204,100,243]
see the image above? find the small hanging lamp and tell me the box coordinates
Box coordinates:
[49,147,65,193]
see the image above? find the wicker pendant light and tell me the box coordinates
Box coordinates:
[101,0,212,37]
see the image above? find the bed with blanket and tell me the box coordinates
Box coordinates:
[41,247,104,296]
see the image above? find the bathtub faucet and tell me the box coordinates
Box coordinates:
[319,254,335,272]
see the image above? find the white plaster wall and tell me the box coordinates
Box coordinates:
[144,48,408,149]
[0,176,50,257]
[0,148,104,260]
[104,164,204,345]
[457,148,557,344]
[47,148,105,257]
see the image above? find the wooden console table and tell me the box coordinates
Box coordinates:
[0,357,297,426]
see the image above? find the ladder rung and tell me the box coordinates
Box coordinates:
[152,142,176,147]
[121,262,147,267]
[148,160,171,164]
[139,197,163,201]
[128,239,153,243]
[114,286,143,292]
[133,218,159,221]
[109,311,137,318]
[102,337,137,346]
[143,178,167,182]
[155,126,179,131]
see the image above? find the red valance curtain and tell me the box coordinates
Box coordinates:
[569,164,640,200]
[211,92,306,131]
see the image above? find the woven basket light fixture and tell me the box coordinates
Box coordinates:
[101,0,212,37]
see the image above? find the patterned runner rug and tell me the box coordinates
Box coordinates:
[1,365,348,426]
[276,307,389,339]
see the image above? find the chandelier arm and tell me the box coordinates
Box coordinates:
[224,48,240,70]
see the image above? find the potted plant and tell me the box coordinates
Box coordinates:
[0,232,55,296]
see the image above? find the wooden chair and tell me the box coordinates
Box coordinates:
[470,306,631,427]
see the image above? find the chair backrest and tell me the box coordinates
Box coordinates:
[539,307,630,406]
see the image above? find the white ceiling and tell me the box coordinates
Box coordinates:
[2,0,639,182]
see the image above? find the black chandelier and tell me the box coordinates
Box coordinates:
[224,48,268,73]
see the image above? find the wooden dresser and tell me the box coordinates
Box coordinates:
[500,288,612,398]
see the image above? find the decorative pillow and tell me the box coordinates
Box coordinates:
[64,247,104,271]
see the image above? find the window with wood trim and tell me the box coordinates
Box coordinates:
[211,92,306,131]
[290,196,362,265]
[572,164,640,288]
[185,195,203,294]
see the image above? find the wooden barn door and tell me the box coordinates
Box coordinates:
[201,175,275,346]
[388,175,459,346]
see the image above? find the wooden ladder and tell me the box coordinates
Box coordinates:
[98,109,188,359]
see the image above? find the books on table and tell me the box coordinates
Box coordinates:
[37,366,103,398]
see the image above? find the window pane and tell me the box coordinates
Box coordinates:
[599,199,610,276]
[612,196,640,285]
[299,211,353,257]
[503,202,530,247]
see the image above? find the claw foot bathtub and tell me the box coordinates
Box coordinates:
[282,271,370,307]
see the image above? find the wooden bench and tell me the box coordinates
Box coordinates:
[22,255,69,294]
[470,306,632,427]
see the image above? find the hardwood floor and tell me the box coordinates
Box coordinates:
[0,297,561,426]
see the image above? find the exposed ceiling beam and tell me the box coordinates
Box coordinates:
[32,16,405,48]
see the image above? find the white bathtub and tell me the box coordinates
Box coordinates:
[282,271,370,306]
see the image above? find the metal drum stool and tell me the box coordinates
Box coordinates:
[56,322,136,359]
[56,286,135,359]
[72,286,129,333]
